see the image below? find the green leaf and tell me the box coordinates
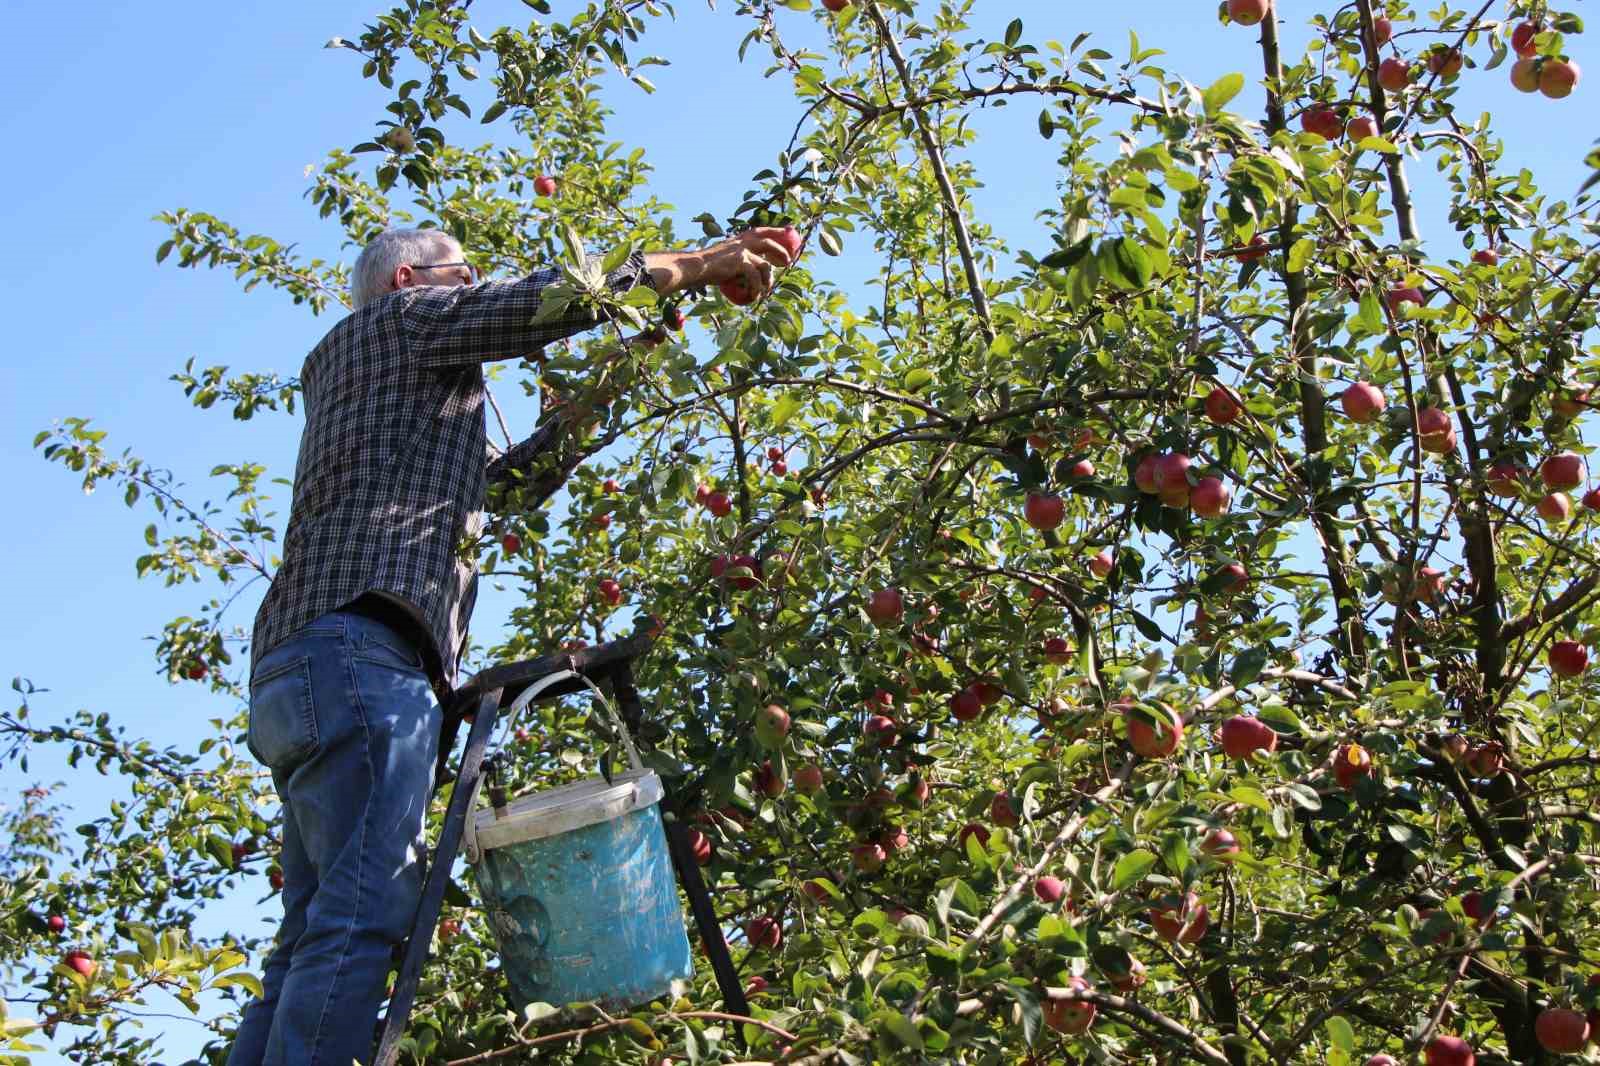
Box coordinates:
[1229,785,1273,812]
[1112,848,1157,890]
[1284,782,1322,811]
[1326,1015,1356,1053]
[903,368,934,392]
[771,392,803,428]
[1162,833,1191,877]
[876,1010,924,1050]
[1286,237,1315,273]
[480,100,507,124]
[212,971,263,998]
[1130,609,1167,644]
[1099,237,1153,290]
[1203,72,1245,117]
[1230,647,1268,687]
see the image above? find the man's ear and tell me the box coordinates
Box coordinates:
[392,264,414,291]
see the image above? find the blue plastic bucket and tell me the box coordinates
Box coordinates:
[467,767,694,1011]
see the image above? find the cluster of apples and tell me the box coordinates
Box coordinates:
[1132,453,1233,517]
[1507,21,1582,98]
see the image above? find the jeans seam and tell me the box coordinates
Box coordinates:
[307,643,376,1066]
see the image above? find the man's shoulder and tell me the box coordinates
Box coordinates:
[306,295,408,380]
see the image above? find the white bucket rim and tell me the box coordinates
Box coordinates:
[471,768,663,850]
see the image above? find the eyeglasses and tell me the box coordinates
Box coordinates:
[411,261,477,284]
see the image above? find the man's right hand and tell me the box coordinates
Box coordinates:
[644,226,799,299]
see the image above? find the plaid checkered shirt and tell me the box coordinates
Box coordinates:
[249,253,653,701]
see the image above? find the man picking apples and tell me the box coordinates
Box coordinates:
[225,224,796,1066]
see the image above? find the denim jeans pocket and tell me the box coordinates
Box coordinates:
[353,628,425,673]
[247,656,320,770]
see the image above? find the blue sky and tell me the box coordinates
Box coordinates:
[2,1,1594,1061]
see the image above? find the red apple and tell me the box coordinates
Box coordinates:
[770,459,788,476]
[1542,451,1586,490]
[1134,453,1161,494]
[753,760,785,798]
[705,490,733,517]
[1486,462,1523,497]
[1301,106,1344,140]
[822,0,849,11]
[864,714,898,746]
[1550,639,1589,677]
[1584,487,1600,512]
[1366,1057,1398,1066]
[47,915,65,934]
[1153,452,1192,501]
[1425,1036,1474,1066]
[1537,492,1572,523]
[1190,476,1232,518]
[534,174,557,197]
[1205,386,1242,424]
[1372,17,1393,45]
[1541,59,1581,99]
[957,822,990,850]
[1109,955,1147,993]
[1227,0,1269,23]
[950,686,984,722]
[665,308,687,331]
[1043,975,1096,1035]
[1150,891,1209,943]
[775,226,803,260]
[1460,890,1494,927]
[1346,114,1379,141]
[719,276,757,305]
[687,828,713,865]
[1341,381,1387,423]
[269,869,284,891]
[878,824,909,854]
[989,791,1021,828]
[1471,248,1498,267]
[1034,875,1067,903]
[591,513,611,530]
[1089,550,1115,578]
[1218,562,1250,594]
[1466,741,1505,778]
[1126,704,1183,759]
[64,950,97,978]
[866,587,903,625]
[1536,1009,1590,1053]
[1554,388,1590,419]
[802,872,839,905]
[1024,492,1066,532]
[1416,407,1454,454]
[903,776,932,808]
[1388,286,1426,311]
[1202,828,1241,862]
[1512,57,1542,92]
[850,842,887,874]
[597,577,623,606]
[794,764,825,795]
[1067,458,1095,478]
[1043,636,1072,664]
[501,533,522,554]
[1379,57,1412,91]
[1427,48,1464,78]
[1220,715,1278,758]
[187,661,208,681]
[745,916,782,950]
[755,703,791,748]
[1334,743,1375,789]
[745,975,769,996]
[1513,21,1541,57]
[1235,234,1271,261]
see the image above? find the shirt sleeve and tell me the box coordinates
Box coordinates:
[399,251,653,371]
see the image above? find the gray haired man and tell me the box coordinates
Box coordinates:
[226,224,794,1066]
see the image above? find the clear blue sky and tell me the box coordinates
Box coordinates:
[2,2,1592,1061]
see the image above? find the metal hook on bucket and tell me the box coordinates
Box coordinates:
[462,669,643,865]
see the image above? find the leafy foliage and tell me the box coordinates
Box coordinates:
[7,1,1600,1064]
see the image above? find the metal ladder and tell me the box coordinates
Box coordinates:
[371,629,749,1065]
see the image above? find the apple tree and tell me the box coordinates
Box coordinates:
[7,0,1600,1063]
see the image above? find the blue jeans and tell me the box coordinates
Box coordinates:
[226,610,443,1066]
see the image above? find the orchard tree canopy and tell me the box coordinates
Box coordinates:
[6,0,1600,1063]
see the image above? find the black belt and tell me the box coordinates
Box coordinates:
[344,594,429,658]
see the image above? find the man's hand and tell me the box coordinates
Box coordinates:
[643,227,798,299]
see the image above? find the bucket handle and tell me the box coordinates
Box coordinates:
[463,668,643,865]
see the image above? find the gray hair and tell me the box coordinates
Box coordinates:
[350,227,460,310]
